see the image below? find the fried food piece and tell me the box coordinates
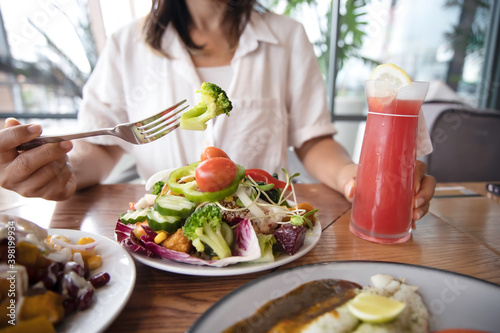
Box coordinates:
[20,291,65,325]
[161,228,192,253]
[16,242,51,268]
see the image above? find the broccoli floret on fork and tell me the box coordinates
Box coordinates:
[180,82,232,131]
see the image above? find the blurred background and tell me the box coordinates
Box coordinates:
[0,0,498,182]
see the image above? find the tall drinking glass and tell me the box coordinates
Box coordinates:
[349,80,430,244]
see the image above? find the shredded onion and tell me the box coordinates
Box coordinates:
[145,168,176,191]
[50,236,99,251]
[73,251,85,267]
[46,247,72,263]
[235,187,266,221]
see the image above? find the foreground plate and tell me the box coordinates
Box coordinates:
[188,261,500,332]
[128,221,322,276]
[49,229,136,333]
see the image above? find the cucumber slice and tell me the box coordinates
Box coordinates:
[147,210,182,233]
[120,207,149,224]
[221,222,234,248]
[154,194,196,218]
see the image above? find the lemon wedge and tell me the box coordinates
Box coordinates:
[347,292,406,324]
[370,63,412,90]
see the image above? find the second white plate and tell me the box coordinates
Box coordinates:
[49,229,136,333]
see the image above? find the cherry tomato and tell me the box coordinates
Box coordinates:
[200,146,230,161]
[196,157,237,192]
[245,169,289,189]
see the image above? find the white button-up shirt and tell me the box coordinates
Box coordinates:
[78,10,336,180]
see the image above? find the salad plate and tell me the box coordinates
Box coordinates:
[126,220,321,276]
[188,261,500,332]
[49,229,136,333]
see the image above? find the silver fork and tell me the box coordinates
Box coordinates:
[17,100,188,150]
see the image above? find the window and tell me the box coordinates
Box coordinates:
[0,0,150,119]
[267,0,498,160]
[99,0,151,37]
[0,0,95,117]
[1,0,497,127]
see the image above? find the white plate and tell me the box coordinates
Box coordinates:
[49,229,136,333]
[188,261,500,332]
[128,221,322,276]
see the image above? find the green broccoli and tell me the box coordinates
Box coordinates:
[180,82,233,131]
[182,205,233,259]
[151,181,165,195]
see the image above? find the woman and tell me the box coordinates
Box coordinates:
[0,0,435,222]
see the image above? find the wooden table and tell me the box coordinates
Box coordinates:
[2,182,500,332]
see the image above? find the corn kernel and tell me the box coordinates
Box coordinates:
[78,237,95,245]
[87,255,102,270]
[154,231,168,244]
[224,196,234,203]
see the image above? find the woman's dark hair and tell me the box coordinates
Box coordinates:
[143,0,257,55]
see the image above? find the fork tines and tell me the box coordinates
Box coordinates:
[138,101,189,140]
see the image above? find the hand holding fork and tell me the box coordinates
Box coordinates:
[17,100,189,150]
[0,100,188,201]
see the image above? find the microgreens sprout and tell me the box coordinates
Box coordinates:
[244,176,278,205]
[278,168,300,206]
[194,170,316,228]
[254,183,275,192]
[290,215,305,226]
[289,209,319,229]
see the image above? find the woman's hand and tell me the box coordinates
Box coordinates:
[0,118,77,201]
[342,160,436,225]
[412,160,436,224]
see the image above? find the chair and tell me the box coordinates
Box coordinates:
[426,108,500,182]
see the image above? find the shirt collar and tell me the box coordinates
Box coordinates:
[161,23,202,88]
[161,11,279,60]
[161,23,189,59]
[234,11,279,60]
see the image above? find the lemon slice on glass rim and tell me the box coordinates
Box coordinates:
[346,292,406,324]
[370,63,412,90]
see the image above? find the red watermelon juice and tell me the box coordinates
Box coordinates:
[350,91,426,244]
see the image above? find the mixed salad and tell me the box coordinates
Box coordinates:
[0,218,110,331]
[115,147,319,267]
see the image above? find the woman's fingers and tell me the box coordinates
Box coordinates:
[0,118,76,200]
[29,160,77,200]
[4,154,75,200]
[1,142,73,186]
[413,173,436,222]
[414,160,427,193]
[4,118,22,128]
[0,120,43,164]
[339,163,357,202]
[344,178,356,201]
[410,160,436,224]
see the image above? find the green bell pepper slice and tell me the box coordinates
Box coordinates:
[167,161,246,203]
